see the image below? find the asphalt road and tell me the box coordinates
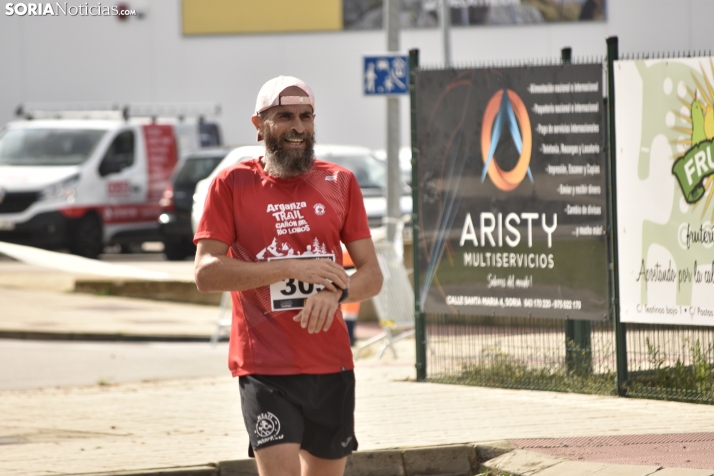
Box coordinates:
[0,339,230,390]
[0,245,225,390]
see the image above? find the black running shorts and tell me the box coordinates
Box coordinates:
[238,371,357,460]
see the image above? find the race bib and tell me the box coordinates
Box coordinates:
[268,254,335,311]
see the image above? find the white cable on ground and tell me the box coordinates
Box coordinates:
[0,241,174,281]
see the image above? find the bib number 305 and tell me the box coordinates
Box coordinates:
[280,279,323,297]
[268,254,335,311]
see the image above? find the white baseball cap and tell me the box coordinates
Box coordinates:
[254,75,315,116]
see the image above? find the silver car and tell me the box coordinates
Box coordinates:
[191,144,412,233]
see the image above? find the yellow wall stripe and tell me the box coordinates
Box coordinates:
[182,0,343,35]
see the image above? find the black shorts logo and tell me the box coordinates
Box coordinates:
[255,412,281,440]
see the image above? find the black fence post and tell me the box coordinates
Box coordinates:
[562,46,576,372]
[561,47,572,63]
[410,48,427,382]
[561,46,593,377]
[606,36,628,396]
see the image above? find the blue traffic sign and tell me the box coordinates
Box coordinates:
[363,54,409,96]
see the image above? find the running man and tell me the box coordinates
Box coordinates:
[194,75,383,476]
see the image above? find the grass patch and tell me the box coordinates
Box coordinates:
[425,317,714,404]
[435,343,616,395]
[626,337,714,403]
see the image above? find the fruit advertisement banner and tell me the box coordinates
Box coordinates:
[615,58,714,326]
[416,64,609,320]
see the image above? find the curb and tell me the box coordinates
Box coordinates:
[480,448,714,476]
[71,279,380,322]
[64,442,515,476]
[74,280,221,306]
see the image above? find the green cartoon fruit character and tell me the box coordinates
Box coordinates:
[704,102,714,140]
[691,98,707,145]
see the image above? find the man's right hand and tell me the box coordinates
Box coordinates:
[288,258,349,293]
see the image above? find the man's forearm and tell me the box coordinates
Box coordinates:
[343,260,383,303]
[194,239,350,294]
[195,253,294,293]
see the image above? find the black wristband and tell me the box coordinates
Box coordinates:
[337,287,349,303]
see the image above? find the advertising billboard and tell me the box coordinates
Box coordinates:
[346,0,606,29]
[182,0,606,35]
[615,58,714,326]
[416,64,608,320]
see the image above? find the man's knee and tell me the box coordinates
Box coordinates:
[299,450,347,476]
[254,443,301,476]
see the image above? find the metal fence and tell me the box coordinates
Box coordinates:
[425,314,617,395]
[624,323,714,404]
[422,314,714,404]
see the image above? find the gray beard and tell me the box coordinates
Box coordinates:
[263,130,315,178]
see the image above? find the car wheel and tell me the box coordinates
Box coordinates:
[163,238,195,261]
[69,213,104,259]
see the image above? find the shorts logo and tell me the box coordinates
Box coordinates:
[255,412,281,439]
[314,203,326,216]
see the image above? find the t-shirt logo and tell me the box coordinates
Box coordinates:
[313,203,326,216]
[267,201,310,236]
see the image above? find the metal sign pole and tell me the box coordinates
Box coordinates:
[385,0,401,244]
[441,0,452,67]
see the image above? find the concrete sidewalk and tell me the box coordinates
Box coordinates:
[2,258,714,475]
[3,353,714,475]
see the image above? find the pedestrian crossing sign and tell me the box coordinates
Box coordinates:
[363,54,410,96]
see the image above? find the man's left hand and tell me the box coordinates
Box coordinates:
[293,288,342,334]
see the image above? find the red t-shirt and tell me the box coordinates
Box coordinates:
[194,158,371,376]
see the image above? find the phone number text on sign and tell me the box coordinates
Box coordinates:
[445,295,582,310]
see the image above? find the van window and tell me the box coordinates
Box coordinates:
[199,123,222,147]
[0,128,106,166]
[99,130,135,177]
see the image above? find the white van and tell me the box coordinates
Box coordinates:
[0,107,221,258]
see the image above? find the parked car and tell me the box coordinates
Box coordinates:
[373,146,413,187]
[0,109,221,259]
[318,145,412,228]
[158,147,232,260]
[191,145,266,233]
[191,144,412,233]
